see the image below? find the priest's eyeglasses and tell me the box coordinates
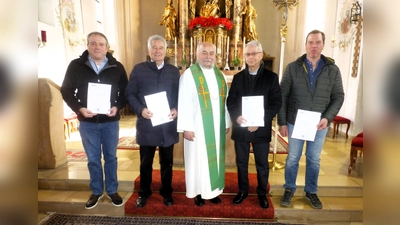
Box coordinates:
[244,52,262,57]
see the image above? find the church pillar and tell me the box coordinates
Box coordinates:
[114,0,141,73]
[232,0,244,60]
[179,0,189,44]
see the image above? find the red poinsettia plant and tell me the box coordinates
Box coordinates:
[189,17,233,30]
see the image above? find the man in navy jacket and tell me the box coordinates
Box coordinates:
[125,35,180,208]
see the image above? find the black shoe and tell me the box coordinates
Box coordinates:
[194,195,205,206]
[108,193,123,206]
[85,194,103,209]
[210,196,222,204]
[258,195,269,209]
[163,196,174,206]
[136,196,147,208]
[305,192,322,209]
[280,188,294,207]
[233,192,248,204]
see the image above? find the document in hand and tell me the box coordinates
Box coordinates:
[144,91,173,127]
[291,109,321,141]
[241,96,264,127]
[87,82,111,114]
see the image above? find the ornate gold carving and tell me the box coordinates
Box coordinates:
[351,17,362,78]
[200,0,220,18]
[167,48,175,57]
[239,0,258,41]
[159,0,178,41]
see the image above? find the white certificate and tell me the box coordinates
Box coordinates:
[291,109,321,141]
[144,91,173,127]
[241,96,264,127]
[87,82,111,114]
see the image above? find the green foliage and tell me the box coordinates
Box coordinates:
[232,56,241,66]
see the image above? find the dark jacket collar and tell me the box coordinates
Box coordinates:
[296,54,335,66]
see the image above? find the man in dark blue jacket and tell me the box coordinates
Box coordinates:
[227,40,282,209]
[125,35,180,208]
[61,32,128,209]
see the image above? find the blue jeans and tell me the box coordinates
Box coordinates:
[284,123,328,194]
[79,121,119,195]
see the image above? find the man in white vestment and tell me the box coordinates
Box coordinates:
[177,42,230,206]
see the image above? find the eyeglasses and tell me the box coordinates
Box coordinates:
[244,52,262,57]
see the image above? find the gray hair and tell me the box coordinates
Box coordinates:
[87,31,110,48]
[245,40,263,53]
[147,35,167,50]
[196,42,217,54]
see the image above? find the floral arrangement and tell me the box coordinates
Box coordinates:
[189,17,233,30]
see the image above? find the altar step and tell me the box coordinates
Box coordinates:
[38,177,363,224]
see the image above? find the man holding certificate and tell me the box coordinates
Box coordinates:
[61,32,128,209]
[227,40,282,209]
[278,30,344,209]
[125,35,180,208]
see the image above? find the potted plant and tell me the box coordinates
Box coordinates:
[181,54,188,70]
[232,56,241,70]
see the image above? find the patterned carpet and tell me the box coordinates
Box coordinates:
[117,136,140,150]
[125,170,275,220]
[39,213,302,225]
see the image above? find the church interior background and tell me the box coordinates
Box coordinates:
[38,0,363,138]
[37,0,365,223]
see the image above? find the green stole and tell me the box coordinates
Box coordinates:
[190,62,227,191]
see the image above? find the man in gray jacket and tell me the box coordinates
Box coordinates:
[278,30,344,209]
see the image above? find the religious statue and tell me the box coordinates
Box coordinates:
[225,0,233,19]
[240,0,258,41]
[64,9,77,33]
[190,0,197,19]
[159,0,177,41]
[200,0,220,18]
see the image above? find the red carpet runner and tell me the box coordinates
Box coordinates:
[125,170,274,220]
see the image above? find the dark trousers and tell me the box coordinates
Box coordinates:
[138,145,174,198]
[234,141,270,195]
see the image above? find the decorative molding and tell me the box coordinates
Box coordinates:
[332,0,357,52]
[57,0,85,48]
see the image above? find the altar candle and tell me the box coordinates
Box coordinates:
[234,35,238,56]
[190,37,193,54]
[174,37,177,57]
[243,37,246,58]
[226,36,230,56]
[182,33,185,56]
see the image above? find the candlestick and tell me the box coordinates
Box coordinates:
[226,36,229,54]
[174,37,178,67]
[190,37,193,54]
[182,33,185,58]
[234,34,238,54]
